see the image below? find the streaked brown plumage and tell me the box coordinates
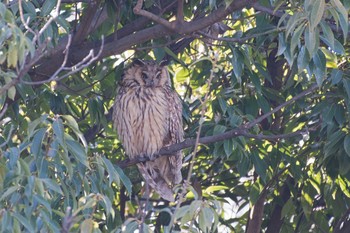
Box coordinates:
[113,59,183,201]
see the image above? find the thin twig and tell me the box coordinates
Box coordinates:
[0,125,14,148]
[169,55,217,230]
[241,129,308,141]
[18,0,36,36]
[34,0,62,43]
[0,104,8,119]
[244,84,318,129]
[0,39,49,96]
[22,36,104,85]
[197,26,286,43]
[133,0,174,30]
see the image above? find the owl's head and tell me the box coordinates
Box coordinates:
[122,59,170,88]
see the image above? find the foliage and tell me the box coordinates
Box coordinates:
[0,0,350,232]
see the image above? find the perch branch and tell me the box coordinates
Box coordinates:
[117,83,319,168]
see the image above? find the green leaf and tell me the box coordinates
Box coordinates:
[205,185,228,194]
[334,104,345,125]
[291,23,305,54]
[174,205,190,220]
[80,218,94,233]
[0,186,19,201]
[213,125,227,135]
[31,128,46,156]
[7,41,17,67]
[251,150,268,181]
[21,1,36,16]
[305,26,319,56]
[7,86,16,101]
[41,178,63,195]
[62,115,87,150]
[320,20,334,49]
[309,0,325,30]
[164,47,186,67]
[312,50,326,86]
[331,0,348,41]
[100,195,114,218]
[59,150,73,178]
[276,32,287,56]
[33,194,52,215]
[55,15,70,33]
[224,139,233,157]
[343,79,350,101]
[114,165,132,195]
[47,139,59,157]
[324,130,345,158]
[232,48,244,80]
[281,198,295,218]
[175,67,190,83]
[27,115,48,138]
[249,182,260,205]
[217,97,227,114]
[254,63,272,85]
[53,118,65,145]
[250,72,262,93]
[344,135,350,157]
[331,69,343,85]
[256,94,270,115]
[66,139,89,168]
[286,12,305,38]
[124,220,138,233]
[12,213,35,233]
[297,46,310,72]
[102,157,120,187]
[41,0,57,16]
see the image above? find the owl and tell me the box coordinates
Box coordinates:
[113,59,183,201]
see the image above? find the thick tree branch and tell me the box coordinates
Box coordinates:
[246,167,289,233]
[72,0,102,44]
[246,189,267,233]
[117,83,319,168]
[134,0,258,34]
[334,207,350,233]
[31,0,257,82]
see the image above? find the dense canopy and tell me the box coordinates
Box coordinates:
[0,0,350,232]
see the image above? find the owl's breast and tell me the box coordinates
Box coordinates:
[116,87,169,159]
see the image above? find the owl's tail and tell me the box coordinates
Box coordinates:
[137,156,181,202]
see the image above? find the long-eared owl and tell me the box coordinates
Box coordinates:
[113,59,183,201]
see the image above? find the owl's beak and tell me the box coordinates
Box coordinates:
[145,79,154,87]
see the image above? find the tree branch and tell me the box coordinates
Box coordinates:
[133,0,174,30]
[117,83,319,168]
[31,0,257,82]
[334,207,350,233]
[22,36,104,85]
[72,0,102,44]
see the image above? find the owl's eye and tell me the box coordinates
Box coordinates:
[141,73,148,80]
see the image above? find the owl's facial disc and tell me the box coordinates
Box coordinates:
[142,70,162,87]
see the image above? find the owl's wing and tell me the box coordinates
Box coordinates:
[166,89,183,184]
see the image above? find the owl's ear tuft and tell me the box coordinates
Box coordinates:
[159,59,169,67]
[132,59,145,67]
